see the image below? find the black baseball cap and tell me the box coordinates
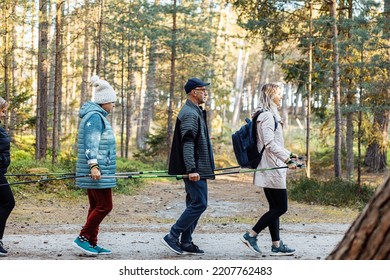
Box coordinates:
[184,78,210,94]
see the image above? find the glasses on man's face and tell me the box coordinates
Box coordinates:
[194,88,207,93]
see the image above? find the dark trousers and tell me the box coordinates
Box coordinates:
[0,175,15,240]
[252,188,288,241]
[170,179,208,244]
[80,188,113,246]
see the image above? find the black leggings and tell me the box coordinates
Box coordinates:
[0,175,15,240]
[252,188,288,241]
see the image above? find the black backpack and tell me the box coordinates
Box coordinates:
[232,110,278,169]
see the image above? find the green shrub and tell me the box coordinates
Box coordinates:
[289,177,376,211]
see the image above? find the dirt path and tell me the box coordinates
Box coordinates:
[3,174,358,260]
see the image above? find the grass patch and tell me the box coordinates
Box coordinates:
[289,177,376,211]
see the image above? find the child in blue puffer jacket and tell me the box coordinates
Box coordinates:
[73,75,117,255]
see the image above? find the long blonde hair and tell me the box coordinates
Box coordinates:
[255,83,282,122]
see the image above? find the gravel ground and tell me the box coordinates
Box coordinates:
[2,173,357,260]
[3,222,350,260]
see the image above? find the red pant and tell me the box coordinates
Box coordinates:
[80,188,113,246]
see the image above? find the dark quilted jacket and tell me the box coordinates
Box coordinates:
[168,99,215,178]
[0,126,11,174]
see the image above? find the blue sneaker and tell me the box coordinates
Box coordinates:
[161,234,183,255]
[180,242,204,255]
[271,240,295,256]
[73,236,98,255]
[94,245,112,255]
[240,232,262,254]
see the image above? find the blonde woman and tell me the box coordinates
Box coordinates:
[0,97,15,256]
[240,83,297,256]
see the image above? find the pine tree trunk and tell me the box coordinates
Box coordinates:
[137,38,157,150]
[36,0,49,160]
[52,0,63,164]
[95,0,104,75]
[80,0,90,107]
[232,44,247,128]
[364,111,389,171]
[329,0,342,178]
[345,0,355,181]
[327,175,390,259]
[125,41,136,158]
[364,0,390,172]
[2,1,11,130]
[305,1,313,178]
[119,33,125,157]
[167,0,177,162]
[10,18,17,138]
[138,0,160,151]
[136,37,148,150]
[346,92,354,180]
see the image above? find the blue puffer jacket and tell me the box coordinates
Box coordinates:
[76,101,116,189]
[0,126,11,175]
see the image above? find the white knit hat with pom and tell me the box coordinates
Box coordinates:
[90,75,117,104]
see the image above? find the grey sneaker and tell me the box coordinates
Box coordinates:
[0,241,8,256]
[161,234,183,255]
[271,240,295,256]
[240,232,262,254]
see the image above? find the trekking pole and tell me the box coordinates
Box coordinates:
[115,165,241,176]
[196,163,305,179]
[101,164,305,180]
[4,165,243,178]
[115,170,168,175]
[102,174,185,179]
[5,172,76,177]
[3,175,90,187]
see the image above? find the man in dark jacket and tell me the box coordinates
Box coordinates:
[161,78,215,255]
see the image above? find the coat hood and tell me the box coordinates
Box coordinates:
[79,101,108,119]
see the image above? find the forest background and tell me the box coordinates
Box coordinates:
[0,0,389,206]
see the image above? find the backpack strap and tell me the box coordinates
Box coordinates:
[252,109,278,131]
[252,109,278,164]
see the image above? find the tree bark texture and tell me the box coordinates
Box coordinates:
[2,1,11,129]
[327,175,390,259]
[52,0,64,164]
[139,0,160,150]
[329,0,342,178]
[36,0,49,160]
[364,110,389,171]
[167,0,177,162]
[345,0,354,181]
[95,0,104,75]
[80,0,90,108]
